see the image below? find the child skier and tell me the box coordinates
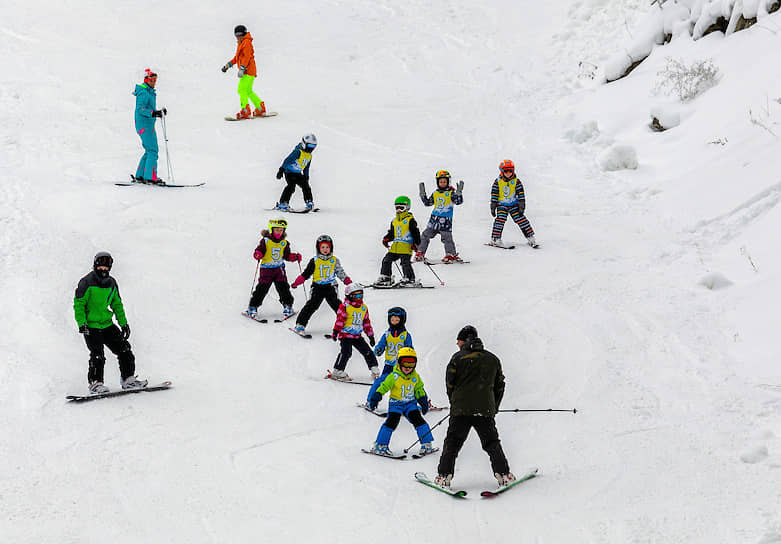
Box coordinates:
[133,69,167,184]
[367,347,435,457]
[274,134,318,211]
[246,218,302,320]
[329,284,378,380]
[490,159,539,248]
[365,307,414,408]
[73,252,147,394]
[375,196,421,286]
[221,24,267,120]
[290,234,353,335]
[415,170,465,263]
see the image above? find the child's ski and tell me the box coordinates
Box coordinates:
[355,402,388,418]
[264,207,320,214]
[361,448,406,460]
[289,327,313,339]
[324,371,373,386]
[480,467,539,498]
[115,175,205,188]
[242,310,268,324]
[274,312,297,323]
[484,242,516,250]
[225,112,278,121]
[411,447,440,459]
[414,472,467,498]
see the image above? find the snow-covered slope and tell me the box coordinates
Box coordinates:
[2,0,780,542]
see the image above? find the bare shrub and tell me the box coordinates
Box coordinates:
[654,57,720,101]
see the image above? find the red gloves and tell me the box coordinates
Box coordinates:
[291,275,305,288]
[289,252,302,263]
[343,276,352,285]
[254,250,263,261]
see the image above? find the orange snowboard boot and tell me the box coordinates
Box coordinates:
[253,101,267,117]
[236,105,251,120]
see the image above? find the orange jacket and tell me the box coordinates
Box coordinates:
[229,33,257,77]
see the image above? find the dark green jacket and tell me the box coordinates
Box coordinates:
[445,337,505,417]
[73,271,127,329]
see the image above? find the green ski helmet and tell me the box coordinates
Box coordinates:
[394,195,411,212]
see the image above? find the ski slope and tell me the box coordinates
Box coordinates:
[2,0,780,542]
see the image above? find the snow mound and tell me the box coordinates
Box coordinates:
[565,120,600,143]
[698,272,734,290]
[740,444,769,464]
[597,144,639,171]
[650,105,682,131]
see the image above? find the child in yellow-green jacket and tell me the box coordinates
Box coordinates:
[367,347,434,457]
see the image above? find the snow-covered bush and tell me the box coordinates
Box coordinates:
[598,144,639,171]
[564,121,600,143]
[654,57,720,102]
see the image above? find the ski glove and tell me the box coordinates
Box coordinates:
[79,324,90,336]
[152,108,167,118]
[291,275,305,288]
[418,182,427,200]
[221,62,232,73]
[368,335,376,347]
[417,395,430,415]
[368,391,382,411]
[238,65,246,77]
[373,344,383,356]
[455,180,464,195]
[276,168,284,180]
[254,250,263,261]
[332,330,339,342]
[382,238,390,248]
[490,202,498,217]
[343,276,352,285]
[289,252,302,263]
[121,324,131,340]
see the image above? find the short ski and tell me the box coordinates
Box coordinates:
[274,312,297,323]
[355,402,388,418]
[366,282,435,289]
[361,448,406,460]
[242,310,268,324]
[225,112,278,121]
[324,370,373,386]
[414,472,467,498]
[264,207,320,214]
[289,327,313,339]
[411,447,440,459]
[67,381,172,403]
[480,467,539,497]
[484,242,516,250]
[421,260,470,265]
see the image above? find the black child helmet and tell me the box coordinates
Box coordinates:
[387,307,407,330]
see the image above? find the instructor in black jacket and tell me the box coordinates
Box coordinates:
[434,325,515,489]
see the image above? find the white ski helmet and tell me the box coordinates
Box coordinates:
[302,133,318,151]
[345,283,364,299]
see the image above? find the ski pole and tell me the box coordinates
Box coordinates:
[250,260,260,296]
[403,413,450,453]
[498,408,578,414]
[424,262,445,286]
[160,114,175,184]
[297,261,309,302]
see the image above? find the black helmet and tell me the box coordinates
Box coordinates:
[457,325,477,342]
[316,234,333,255]
[387,307,407,330]
[93,251,113,279]
[234,25,247,36]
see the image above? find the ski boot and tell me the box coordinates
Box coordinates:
[441,254,463,263]
[305,201,315,211]
[235,105,251,120]
[283,305,294,317]
[121,375,148,390]
[418,442,435,455]
[413,251,425,262]
[294,324,306,334]
[89,381,110,394]
[330,368,349,379]
[494,472,516,486]
[398,277,419,287]
[252,101,267,117]
[371,442,391,455]
[274,202,291,212]
[434,474,453,488]
[526,236,539,249]
[374,275,393,287]
[246,306,258,319]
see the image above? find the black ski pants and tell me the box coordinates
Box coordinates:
[334,337,376,372]
[380,252,414,281]
[279,171,313,204]
[296,284,341,327]
[84,324,136,383]
[437,415,510,476]
[250,268,294,308]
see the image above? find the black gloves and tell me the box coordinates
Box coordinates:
[382,238,390,248]
[152,108,167,118]
[332,330,339,342]
[368,335,376,347]
[276,168,284,180]
[490,202,497,217]
[79,324,89,336]
[417,395,430,415]
[221,62,232,73]
[121,324,131,340]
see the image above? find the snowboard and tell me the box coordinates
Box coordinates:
[480,467,539,497]
[67,381,172,403]
[414,472,467,498]
[224,112,278,121]
[115,175,205,188]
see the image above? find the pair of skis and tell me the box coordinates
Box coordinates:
[414,467,539,499]
[366,281,435,290]
[355,401,447,419]
[361,446,440,460]
[242,310,297,324]
[115,175,205,188]
[264,206,320,214]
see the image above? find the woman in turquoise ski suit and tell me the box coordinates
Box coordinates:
[133,69,165,182]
